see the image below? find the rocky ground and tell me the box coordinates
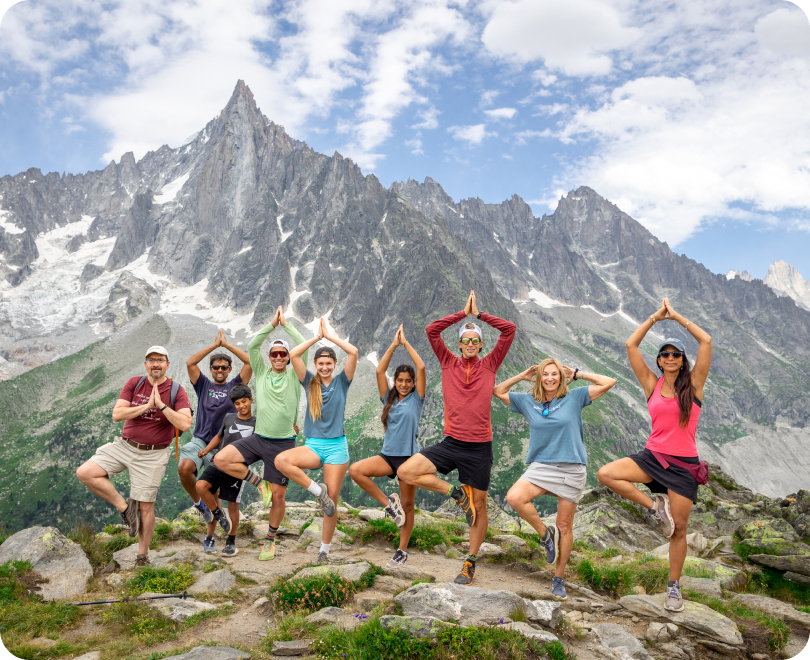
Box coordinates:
[0,466,808,660]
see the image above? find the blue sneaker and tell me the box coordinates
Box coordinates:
[541,525,559,565]
[203,535,216,553]
[552,576,567,600]
[194,500,213,524]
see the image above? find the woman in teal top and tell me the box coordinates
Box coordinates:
[494,357,615,600]
[275,317,358,564]
[349,325,426,568]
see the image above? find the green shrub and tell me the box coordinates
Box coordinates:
[358,518,398,545]
[273,572,355,613]
[601,547,622,558]
[576,555,668,596]
[67,523,116,571]
[0,560,33,603]
[126,566,194,595]
[359,519,465,552]
[103,533,134,554]
[747,567,810,606]
[260,610,320,648]
[152,522,172,544]
[103,524,126,535]
[355,564,385,590]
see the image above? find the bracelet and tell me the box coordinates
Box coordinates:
[573,368,579,381]
[477,311,482,319]
[160,404,168,412]
[649,316,657,325]
[685,321,690,328]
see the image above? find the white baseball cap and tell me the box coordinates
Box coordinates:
[145,345,169,359]
[458,323,482,340]
[269,339,290,353]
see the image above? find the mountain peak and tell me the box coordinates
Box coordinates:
[763,260,810,310]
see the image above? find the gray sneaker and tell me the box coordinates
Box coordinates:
[540,525,559,565]
[316,483,336,517]
[665,581,684,612]
[552,576,567,600]
[647,494,674,538]
[384,493,406,527]
[212,508,231,534]
[193,500,214,524]
[317,550,329,564]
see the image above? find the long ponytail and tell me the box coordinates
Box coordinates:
[657,353,695,428]
[309,373,324,420]
[381,364,416,430]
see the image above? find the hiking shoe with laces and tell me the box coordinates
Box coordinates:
[541,525,559,565]
[213,508,231,534]
[259,481,273,508]
[121,497,139,537]
[193,500,213,524]
[135,554,151,567]
[451,485,476,526]
[454,559,476,585]
[203,536,216,553]
[316,483,336,517]
[387,549,408,567]
[552,576,567,600]
[384,493,406,527]
[259,538,275,561]
[647,494,674,538]
[222,540,238,556]
[317,550,329,564]
[665,581,684,611]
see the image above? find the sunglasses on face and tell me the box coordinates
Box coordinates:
[541,401,550,416]
[459,337,481,345]
[658,351,683,359]
[270,351,288,358]
[211,365,231,371]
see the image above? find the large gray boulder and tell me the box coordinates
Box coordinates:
[592,623,650,660]
[501,621,559,642]
[306,606,361,630]
[747,553,810,577]
[294,561,370,582]
[112,542,142,570]
[0,526,92,601]
[379,615,456,639]
[147,595,219,621]
[160,647,250,660]
[731,593,810,626]
[188,568,236,594]
[679,576,722,597]
[618,594,742,646]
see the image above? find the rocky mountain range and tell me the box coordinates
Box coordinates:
[0,80,808,532]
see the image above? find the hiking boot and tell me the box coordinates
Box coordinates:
[665,581,684,612]
[213,508,231,534]
[259,481,273,508]
[193,500,213,524]
[454,559,476,585]
[386,549,408,567]
[203,536,216,553]
[552,576,567,600]
[259,538,275,561]
[316,550,329,564]
[121,497,139,537]
[451,485,476,526]
[222,540,238,556]
[541,525,559,565]
[135,554,151,567]
[647,494,674,538]
[384,493,406,527]
[316,483,336,517]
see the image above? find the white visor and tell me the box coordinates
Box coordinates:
[269,339,290,353]
[458,323,482,340]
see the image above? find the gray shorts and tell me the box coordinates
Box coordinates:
[178,436,215,474]
[520,462,587,503]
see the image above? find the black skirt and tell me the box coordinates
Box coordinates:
[628,448,699,503]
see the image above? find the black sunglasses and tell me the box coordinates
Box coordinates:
[211,365,231,371]
[658,351,683,358]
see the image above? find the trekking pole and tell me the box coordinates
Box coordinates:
[71,591,190,606]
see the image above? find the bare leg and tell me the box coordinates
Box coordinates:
[506,479,549,537]
[597,458,655,509]
[554,498,578,578]
[213,445,251,480]
[320,462,349,545]
[397,454,452,494]
[468,488,488,556]
[138,501,155,556]
[275,446,323,489]
[227,501,240,536]
[349,456,397,506]
[268,483,287,530]
[667,490,693,582]
[398,481,417,551]
[196,479,218,513]
[178,459,200,501]
[76,461,127,512]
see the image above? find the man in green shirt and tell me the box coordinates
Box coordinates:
[213,306,307,561]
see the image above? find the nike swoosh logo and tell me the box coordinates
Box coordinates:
[229,423,254,438]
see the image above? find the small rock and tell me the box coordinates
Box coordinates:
[242,586,268,598]
[250,596,273,616]
[747,553,810,576]
[630,586,646,595]
[106,573,125,588]
[383,565,435,582]
[158,647,249,660]
[785,571,810,586]
[646,622,672,644]
[354,591,392,610]
[525,599,562,628]
[148,597,218,622]
[72,653,102,660]
[632,616,640,623]
[592,623,650,660]
[30,638,58,647]
[358,509,385,521]
[272,639,315,656]
[112,543,143,571]
[188,568,236,594]
[379,614,456,639]
[295,560,370,582]
[306,606,360,629]
[432,543,448,554]
[679,576,722,597]
[751,654,769,660]
[460,542,504,558]
[502,621,559,642]
[373,575,412,594]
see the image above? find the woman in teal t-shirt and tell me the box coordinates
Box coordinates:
[493,357,615,600]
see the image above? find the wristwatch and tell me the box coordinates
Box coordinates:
[160,404,168,412]
[573,368,579,381]
[477,311,483,319]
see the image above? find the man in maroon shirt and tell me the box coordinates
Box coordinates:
[77,346,192,566]
[398,291,515,585]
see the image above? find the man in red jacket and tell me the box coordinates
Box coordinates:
[398,290,516,585]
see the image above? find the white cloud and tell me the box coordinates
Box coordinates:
[484,106,516,119]
[755,7,810,58]
[481,0,641,76]
[411,105,440,130]
[515,129,552,145]
[480,89,499,106]
[533,103,567,116]
[405,138,423,154]
[448,123,490,144]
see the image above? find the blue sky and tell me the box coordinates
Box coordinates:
[1,0,810,280]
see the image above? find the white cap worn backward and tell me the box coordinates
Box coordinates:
[269,339,290,353]
[145,345,169,359]
[458,322,482,340]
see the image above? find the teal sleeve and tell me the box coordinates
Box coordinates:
[284,322,308,364]
[248,321,275,379]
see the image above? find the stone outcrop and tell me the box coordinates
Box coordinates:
[294,561,370,582]
[188,568,236,594]
[731,593,810,626]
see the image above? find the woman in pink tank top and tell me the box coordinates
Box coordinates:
[597,298,712,612]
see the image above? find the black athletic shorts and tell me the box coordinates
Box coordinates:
[199,464,245,504]
[230,434,295,485]
[629,448,699,503]
[420,436,493,491]
[379,453,412,480]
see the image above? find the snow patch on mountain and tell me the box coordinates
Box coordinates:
[763,260,810,311]
[154,173,190,204]
[526,289,570,309]
[0,208,25,235]
[726,269,755,282]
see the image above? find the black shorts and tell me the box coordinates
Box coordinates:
[420,436,493,491]
[629,448,699,503]
[379,453,412,480]
[230,434,295,485]
[199,464,245,504]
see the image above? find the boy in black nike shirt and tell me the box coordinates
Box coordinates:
[196,384,256,556]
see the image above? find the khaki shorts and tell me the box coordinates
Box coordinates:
[520,462,587,504]
[89,437,172,502]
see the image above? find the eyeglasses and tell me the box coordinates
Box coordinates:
[270,351,288,358]
[146,358,167,364]
[459,337,481,345]
[658,351,683,358]
[541,401,550,417]
[211,365,231,371]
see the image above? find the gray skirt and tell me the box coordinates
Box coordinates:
[520,462,587,503]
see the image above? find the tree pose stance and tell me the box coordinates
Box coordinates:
[597,298,711,612]
[275,317,359,563]
[398,290,515,585]
[494,359,615,600]
[349,325,426,567]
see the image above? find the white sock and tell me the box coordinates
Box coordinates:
[193,500,201,505]
[307,481,323,496]
[320,542,331,554]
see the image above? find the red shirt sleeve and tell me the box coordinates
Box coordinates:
[480,312,516,371]
[426,310,466,367]
[119,376,139,402]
